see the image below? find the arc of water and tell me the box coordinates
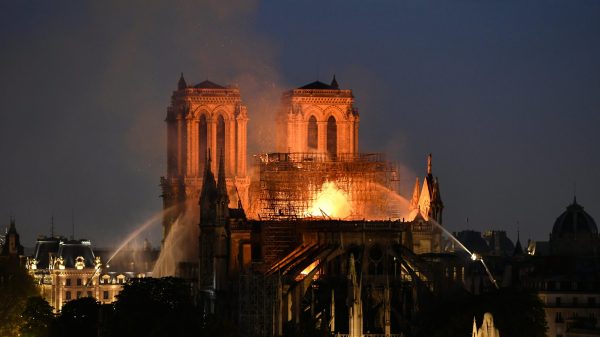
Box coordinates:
[106,205,179,266]
[428,218,499,289]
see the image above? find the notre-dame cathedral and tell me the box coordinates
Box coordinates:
[160,74,447,337]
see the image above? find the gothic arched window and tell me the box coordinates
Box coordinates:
[199,115,208,175]
[217,115,226,166]
[307,116,318,150]
[327,116,337,157]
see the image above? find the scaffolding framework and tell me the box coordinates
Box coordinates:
[238,273,280,337]
[254,152,401,220]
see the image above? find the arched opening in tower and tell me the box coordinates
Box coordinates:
[308,116,318,150]
[199,115,207,175]
[217,115,226,173]
[327,116,337,157]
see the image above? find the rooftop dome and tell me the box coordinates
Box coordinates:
[552,198,598,238]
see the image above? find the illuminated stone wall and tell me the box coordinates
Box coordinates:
[162,77,250,239]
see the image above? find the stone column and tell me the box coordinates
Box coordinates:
[354,119,359,154]
[228,117,236,177]
[186,118,193,177]
[176,115,184,176]
[318,121,327,154]
[236,112,248,177]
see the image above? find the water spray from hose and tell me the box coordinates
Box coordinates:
[429,219,499,289]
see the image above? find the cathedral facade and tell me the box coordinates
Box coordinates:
[160,75,449,336]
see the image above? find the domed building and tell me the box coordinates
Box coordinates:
[550,197,599,256]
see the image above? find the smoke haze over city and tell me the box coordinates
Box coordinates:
[1,0,599,247]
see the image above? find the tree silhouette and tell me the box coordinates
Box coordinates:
[20,296,55,337]
[58,297,100,337]
[110,277,201,337]
[0,258,38,336]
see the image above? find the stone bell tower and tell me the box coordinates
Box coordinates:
[160,74,249,240]
[276,75,359,157]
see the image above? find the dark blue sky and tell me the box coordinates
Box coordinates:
[1,0,599,247]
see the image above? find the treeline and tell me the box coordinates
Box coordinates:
[15,277,239,337]
[2,258,547,337]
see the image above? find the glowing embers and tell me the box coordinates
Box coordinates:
[296,259,320,281]
[309,182,352,219]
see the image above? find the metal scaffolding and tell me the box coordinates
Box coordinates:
[254,152,401,220]
[238,273,281,337]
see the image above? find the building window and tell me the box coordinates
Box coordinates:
[199,114,208,175]
[102,275,110,284]
[307,116,318,149]
[65,291,71,300]
[573,297,578,305]
[76,278,82,286]
[217,115,226,168]
[555,312,563,323]
[326,116,337,157]
[589,297,596,306]
[87,291,92,298]
[556,297,561,306]
[65,278,71,286]
[103,291,109,300]
[76,291,82,299]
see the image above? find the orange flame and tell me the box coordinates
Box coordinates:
[310,182,352,219]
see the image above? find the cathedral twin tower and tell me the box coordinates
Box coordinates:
[161,74,359,237]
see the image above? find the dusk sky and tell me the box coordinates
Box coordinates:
[1,0,599,248]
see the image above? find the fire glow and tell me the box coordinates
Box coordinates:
[310,182,352,219]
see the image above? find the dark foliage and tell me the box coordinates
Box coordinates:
[109,277,202,337]
[20,296,55,337]
[58,297,100,337]
[0,258,38,336]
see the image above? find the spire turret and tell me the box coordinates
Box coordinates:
[178,72,187,90]
[430,176,444,224]
[217,150,228,203]
[514,229,524,256]
[216,150,230,221]
[200,149,218,225]
[409,178,421,211]
[432,177,442,204]
[1,217,23,256]
[348,253,363,337]
[330,74,339,89]
[427,153,432,176]
[8,217,16,232]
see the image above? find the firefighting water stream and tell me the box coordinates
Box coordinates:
[427,218,499,288]
[105,205,178,267]
[152,208,199,277]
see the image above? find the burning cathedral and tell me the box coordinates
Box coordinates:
[158,74,448,336]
